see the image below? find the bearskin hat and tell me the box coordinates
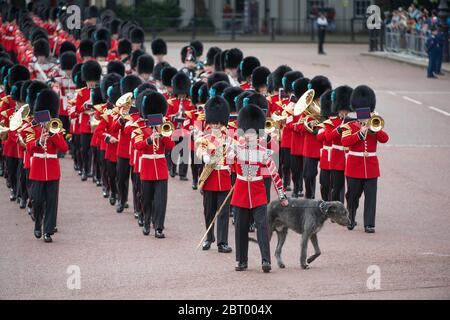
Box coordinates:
[161,66,177,87]
[282,71,304,93]
[130,27,144,44]
[79,39,94,58]
[205,96,230,126]
[320,89,336,118]
[351,85,376,112]
[71,64,83,82]
[60,52,77,71]
[11,81,24,102]
[109,18,121,35]
[134,83,157,99]
[181,45,196,64]
[151,38,167,56]
[120,75,143,95]
[207,72,230,90]
[190,40,204,57]
[198,84,209,105]
[171,72,191,96]
[26,80,48,110]
[222,87,244,113]
[246,93,269,113]
[209,81,230,98]
[31,28,48,43]
[153,62,170,81]
[81,60,102,82]
[34,89,59,117]
[86,5,99,19]
[235,91,254,113]
[131,49,144,70]
[118,39,132,56]
[73,72,86,89]
[80,24,96,41]
[33,38,50,57]
[271,65,292,91]
[292,77,311,99]
[332,85,354,113]
[101,73,122,101]
[91,86,105,106]
[137,55,154,75]
[309,75,332,99]
[205,46,221,66]
[214,51,223,71]
[238,103,265,134]
[8,65,30,86]
[93,40,108,58]
[251,66,271,90]
[240,56,260,80]
[107,60,125,77]
[59,41,77,55]
[139,90,168,118]
[95,28,111,48]
[224,48,243,70]
[107,83,122,105]
[190,81,205,105]
[20,80,33,104]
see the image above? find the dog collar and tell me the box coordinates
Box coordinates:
[319,201,328,214]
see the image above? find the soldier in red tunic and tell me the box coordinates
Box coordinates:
[230,104,288,273]
[195,96,233,253]
[341,86,389,233]
[134,90,175,238]
[239,56,260,90]
[26,89,68,242]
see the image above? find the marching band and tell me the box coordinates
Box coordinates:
[0,3,389,272]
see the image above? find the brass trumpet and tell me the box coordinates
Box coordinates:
[48,118,64,134]
[367,114,384,132]
[265,118,276,134]
[158,121,175,137]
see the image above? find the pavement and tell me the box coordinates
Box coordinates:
[1,43,449,300]
[362,50,450,73]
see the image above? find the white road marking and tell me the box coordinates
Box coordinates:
[387,91,397,96]
[402,96,423,105]
[421,252,450,257]
[382,144,450,148]
[428,106,450,117]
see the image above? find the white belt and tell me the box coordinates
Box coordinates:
[321,146,332,162]
[33,153,57,159]
[237,174,263,182]
[322,145,332,150]
[140,154,165,160]
[215,165,230,170]
[332,144,346,151]
[348,151,377,157]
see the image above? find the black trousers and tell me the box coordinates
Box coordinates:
[331,170,345,203]
[17,159,28,202]
[91,146,101,182]
[318,27,326,53]
[106,160,117,198]
[290,154,304,194]
[72,134,82,170]
[346,177,378,227]
[32,180,59,234]
[303,157,319,199]
[131,171,142,214]
[141,180,168,230]
[280,147,291,187]
[264,177,271,203]
[6,157,19,194]
[116,157,131,206]
[203,190,230,245]
[99,150,109,192]
[80,133,92,174]
[319,169,332,201]
[191,149,203,185]
[174,137,188,178]
[235,205,271,264]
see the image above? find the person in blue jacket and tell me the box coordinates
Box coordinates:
[434,28,444,76]
[425,26,440,79]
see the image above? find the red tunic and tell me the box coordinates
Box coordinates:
[326,117,347,171]
[297,116,322,159]
[341,121,389,179]
[287,113,304,156]
[75,87,93,134]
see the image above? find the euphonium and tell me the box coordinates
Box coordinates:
[368,114,384,132]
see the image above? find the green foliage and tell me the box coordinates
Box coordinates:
[116,0,183,31]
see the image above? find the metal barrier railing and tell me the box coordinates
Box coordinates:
[384,30,428,57]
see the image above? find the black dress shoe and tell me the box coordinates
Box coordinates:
[235,261,248,271]
[347,221,357,231]
[9,190,16,201]
[34,230,42,239]
[81,173,87,181]
[192,183,198,190]
[109,197,116,206]
[124,203,129,209]
[74,165,79,172]
[202,240,211,250]
[134,211,139,219]
[142,225,150,236]
[218,243,232,253]
[298,191,304,197]
[19,198,27,209]
[155,229,165,238]
[116,204,124,213]
[87,172,93,178]
[292,192,299,198]
[262,260,272,273]
[103,189,110,198]
[96,180,102,187]
[78,170,82,176]
[179,176,188,181]
[169,169,177,178]
[44,234,53,243]
[138,214,144,227]
[53,227,58,233]
[365,226,375,233]
[284,185,292,192]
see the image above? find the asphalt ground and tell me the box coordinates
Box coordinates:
[0,43,449,299]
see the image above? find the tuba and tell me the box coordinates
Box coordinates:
[10,104,30,131]
[115,92,134,121]
[293,89,321,118]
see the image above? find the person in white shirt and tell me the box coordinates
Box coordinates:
[316,12,328,55]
